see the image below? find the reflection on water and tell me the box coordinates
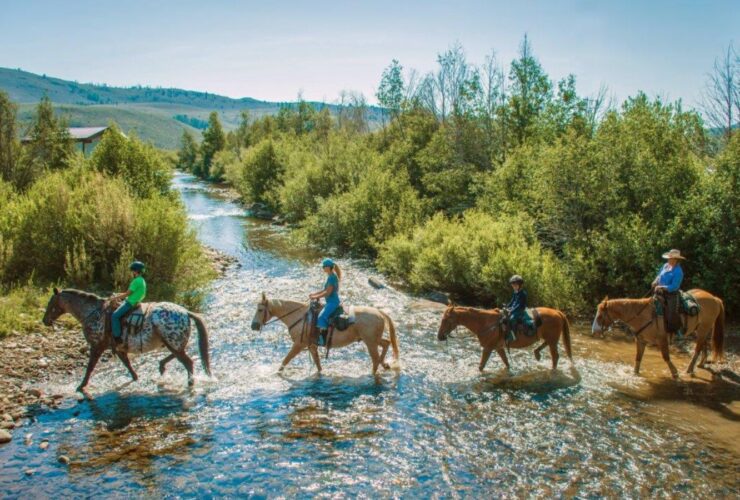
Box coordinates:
[1,172,738,497]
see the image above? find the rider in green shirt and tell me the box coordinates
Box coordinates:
[111,261,147,343]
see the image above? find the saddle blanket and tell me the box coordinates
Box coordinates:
[654,291,701,316]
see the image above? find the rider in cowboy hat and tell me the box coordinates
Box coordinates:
[651,249,685,334]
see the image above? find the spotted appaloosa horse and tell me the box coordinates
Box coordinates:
[42,288,211,391]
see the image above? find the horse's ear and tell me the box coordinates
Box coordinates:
[53,287,59,295]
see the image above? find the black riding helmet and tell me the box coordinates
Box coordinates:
[129,261,146,273]
[509,275,524,285]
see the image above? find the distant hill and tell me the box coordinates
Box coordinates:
[1,67,384,149]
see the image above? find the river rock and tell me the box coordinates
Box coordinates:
[58,455,70,464]
[368,277,385,289]
[426,291,451,305]
[0,429,11,443]
[39,440,49,450]
[27,388,43,398]
[2,413,12,422]
[24,469,34,476]
[0,421,14,430]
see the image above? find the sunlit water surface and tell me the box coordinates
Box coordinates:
[1,173,737,497]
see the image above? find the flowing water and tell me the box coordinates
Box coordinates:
[1,173,738,497]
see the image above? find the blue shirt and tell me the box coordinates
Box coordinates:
[507,289,527,313]
[324,273,340,303]
[656,263,683,293]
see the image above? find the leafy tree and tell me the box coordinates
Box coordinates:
[199,111,225,178]
[0,91,19,187]
[176,130,199,173]
[508,35,553,145]
[24,96,73,172]
[377,59,405,120]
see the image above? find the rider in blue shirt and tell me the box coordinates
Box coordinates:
[309,258,342,346]
[651,249,685,334]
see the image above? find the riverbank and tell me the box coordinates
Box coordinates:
[0,245,235,444]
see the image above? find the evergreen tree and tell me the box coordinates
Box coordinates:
[377,59,405,120]
[0,91,19,187]
[176,130,199,173]
[508,35,553,145]
[199,111,225,178]
[25,96,73,172]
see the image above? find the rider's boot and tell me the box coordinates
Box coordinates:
[317,328,328,347]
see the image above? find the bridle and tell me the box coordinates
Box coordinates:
[257,299,306,332]
[599,298,653,336]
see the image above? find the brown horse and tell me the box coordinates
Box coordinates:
[42,288,211,391]
[591,289,725,378]
[437,305,573,371]
[250,293,399,374]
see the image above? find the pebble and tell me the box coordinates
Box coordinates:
[24,469,34,476]
[24,433,32,445]
[39,440,49,450]
[27,388,43,398]
[0,421,15,430]
[58,455,70,465]
[0,429,11,443]
[2,413,11,422]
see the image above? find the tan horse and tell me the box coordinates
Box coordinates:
[437,305,573,371]
[591,289,725,378]
[250,293,399,374]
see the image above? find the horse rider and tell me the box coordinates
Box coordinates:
[505,275,527,343]
[111,261,147,345]
[651,249,684,334]
[309,258,342,347]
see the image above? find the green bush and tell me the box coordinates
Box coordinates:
[300,165,426,255]
[225,139,285,210]
[90,124,172,198]
[379,211,580,311]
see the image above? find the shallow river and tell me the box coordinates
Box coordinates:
[1,173,738,497]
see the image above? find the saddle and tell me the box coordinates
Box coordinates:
[501,307,541,338]
[653,290,700,335]
[104,299,149,342]
[306,301,356,358]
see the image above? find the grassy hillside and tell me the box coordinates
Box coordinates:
[2,67,385,148]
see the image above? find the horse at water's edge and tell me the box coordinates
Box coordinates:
[42,288,211,391]
[250,293,399,374]
[591,289,724,378]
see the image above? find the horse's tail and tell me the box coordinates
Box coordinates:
[380,311,400,360]
[712,299,725,362]
[188,312,211,376]
[560,311,573,361]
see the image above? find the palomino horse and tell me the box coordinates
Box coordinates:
[437,305,572,371]
[250,293,399,374]
[591,289,725,378]
[42,288,211,391]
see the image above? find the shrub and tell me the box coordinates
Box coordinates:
[379,211,580,311]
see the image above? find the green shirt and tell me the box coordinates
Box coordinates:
[127,276,146,305]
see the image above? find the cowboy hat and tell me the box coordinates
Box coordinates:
[661,249,686,260]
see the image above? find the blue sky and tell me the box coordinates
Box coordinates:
[0,1,737,107]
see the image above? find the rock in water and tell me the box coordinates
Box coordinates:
[0,429,11,443]
[368,277,385,289]
[58,455,70,464]
[28,388,42,398]
[40,440,49,450]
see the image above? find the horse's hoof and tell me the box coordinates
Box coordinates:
[188,379,195,387]
[76,385,85,393]
[382,363,390,370]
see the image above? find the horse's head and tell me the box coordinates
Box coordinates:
[592,296,613,335]
[251,292,272,331]
[42,287,65,326]
[437,302,459,341]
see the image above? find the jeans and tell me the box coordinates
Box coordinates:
[317,300,340,329]
[112,301,133,339]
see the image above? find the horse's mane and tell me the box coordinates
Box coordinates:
[605,298,651,306]
[453,306,500,315]
[61,289,105,302]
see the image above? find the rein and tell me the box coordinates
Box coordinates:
[261,303,307,331]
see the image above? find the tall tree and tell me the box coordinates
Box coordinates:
[234,110,252,149]
[508,35,553,145]
[0,91,19,186]
[702,42,739,141]
[25,96,73,171]
[200,111,225,179]
[377,59,405,121]
[176,130,199,173]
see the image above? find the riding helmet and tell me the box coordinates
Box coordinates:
[509,274,524,284]
[129,261,146,272]
[321,258,334,268]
